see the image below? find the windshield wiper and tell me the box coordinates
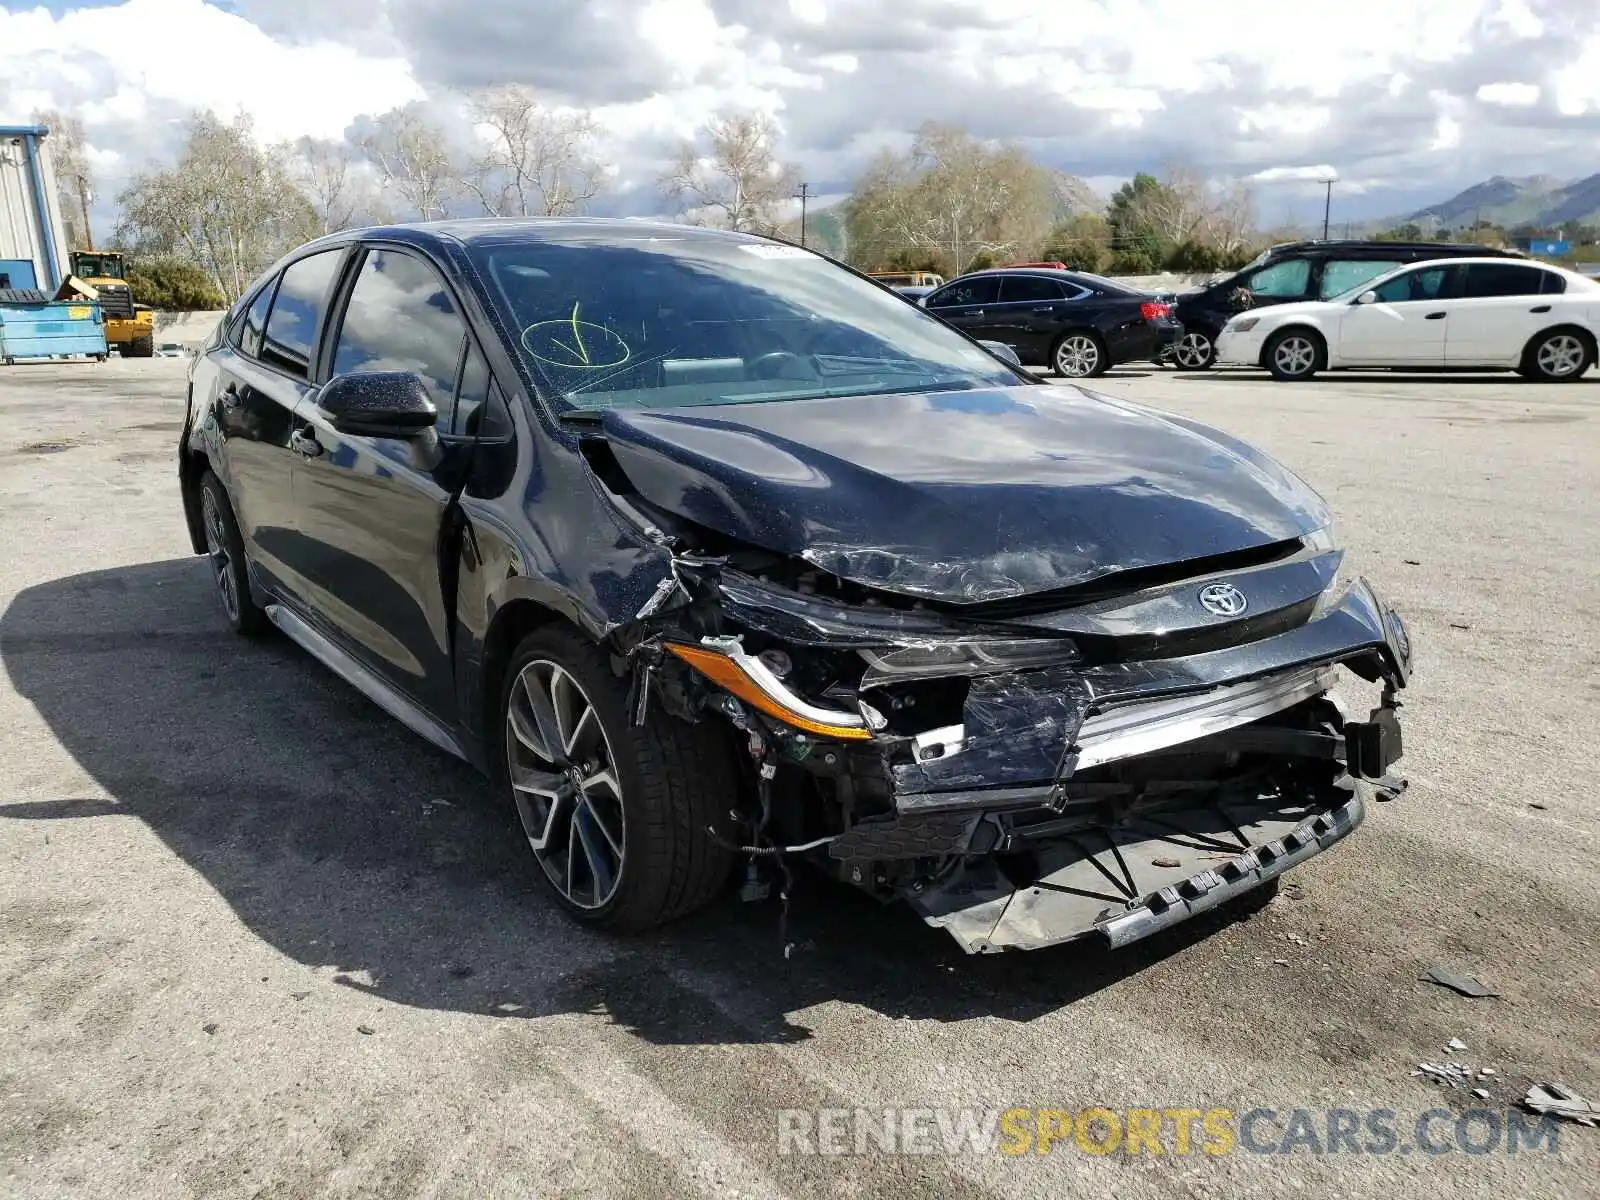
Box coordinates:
[708,379,981,405]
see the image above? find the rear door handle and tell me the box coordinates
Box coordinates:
[1530,304,1551,313]
[289,429,323,458]
[1424,311,1447,320]
[1032,306,1057,314]
[968,310,985,317]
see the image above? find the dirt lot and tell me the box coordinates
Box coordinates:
[2,357,1596,1199]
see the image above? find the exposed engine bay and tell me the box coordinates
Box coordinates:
[577,403,1413,954]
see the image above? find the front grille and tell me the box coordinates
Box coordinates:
[95,284,134,319]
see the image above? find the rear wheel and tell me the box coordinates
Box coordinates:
[1264,328,1325,381]
[199,471,266,636]
[1173,329,1216,370]
[1519,329,1592,382]
[497,626,736,931]
[1053,331,1109,378]
[127,335,154,358]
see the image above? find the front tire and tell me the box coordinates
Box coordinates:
[199,471,267,636]
[1173,329,1217,370]
[1053,331,1110,378]
[1519,329,1593,382]
[497,626,735,932]
[1263,328,1325,381]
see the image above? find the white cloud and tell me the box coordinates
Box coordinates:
[1250,166,1340,183]
[4,0,1599,227]
[0,0,423,144]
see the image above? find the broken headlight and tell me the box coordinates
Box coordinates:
[1303,523,1344,619]
[858,637,1081,689]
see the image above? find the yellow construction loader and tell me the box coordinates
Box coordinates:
[62,251,156,357]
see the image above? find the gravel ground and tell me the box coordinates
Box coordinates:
[1,357,1595,1199]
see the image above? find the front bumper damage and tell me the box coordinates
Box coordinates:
[598,490,1411,955]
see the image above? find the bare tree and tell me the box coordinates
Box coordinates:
[844,123,1054,270]
[1200,178,1259,254]
[115,111,316,302]
[660,110,799,234]
[360,104,456,221]
[33,108,94,250]
[283,136,392,234]
[464,86,609,217]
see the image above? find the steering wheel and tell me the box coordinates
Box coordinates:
[748,350,810,379]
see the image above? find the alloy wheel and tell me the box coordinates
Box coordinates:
[505,659,627,909]
[1174,331,1213,368]
[201,488,240,623]
[1272,335,1317,377]
[1536,334,1585,378]
[1055,334,1101,377]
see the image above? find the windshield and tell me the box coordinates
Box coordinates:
[72,254,124,279]
[468,232,1019,413]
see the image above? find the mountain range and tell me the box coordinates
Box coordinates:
[1407,173,1600,230]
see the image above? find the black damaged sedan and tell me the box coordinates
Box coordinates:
[180,219,1411,954]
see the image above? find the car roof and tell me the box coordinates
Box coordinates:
[1263,239,1526,258]
[961,266,1137,292]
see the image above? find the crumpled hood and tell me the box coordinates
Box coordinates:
[597,385,1331,604]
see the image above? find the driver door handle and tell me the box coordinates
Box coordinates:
[1530,304,1551,313]
[289,428,323,458]
[1424,311,1447,320]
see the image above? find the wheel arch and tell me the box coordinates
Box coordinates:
[1259,323,1327,370]
[179,446,211,555]
[1523,322,1596,365]
[476,596,569,752]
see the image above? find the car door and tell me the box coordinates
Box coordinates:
[204,250,346,603]
[1336,264,1461,365]
[288,244,479,723]
[991,275,1073,362]
[922,275,1002,339]
[1445,263,1557,366]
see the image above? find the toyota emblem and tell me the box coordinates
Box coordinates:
[1198,583,1248,617]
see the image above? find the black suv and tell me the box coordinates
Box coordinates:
[1169,240,1529,369]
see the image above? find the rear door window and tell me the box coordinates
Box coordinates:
[1320,259,1402,298]
[1244,258,1312,298]
[235,284,275,358]
[260,249,345,378]
[926,276,1001,308]
[1540,271,1568,295]
[1462,263,1547,298]
[999,276,1066,304]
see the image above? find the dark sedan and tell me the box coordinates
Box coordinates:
[179,219,1410,955]
[922,267,1184,377]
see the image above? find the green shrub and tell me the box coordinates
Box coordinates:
[126,257,225,310]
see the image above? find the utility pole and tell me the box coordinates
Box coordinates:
[795,181,810,247]
[1322,176,1336,240]
[78,179,93,250]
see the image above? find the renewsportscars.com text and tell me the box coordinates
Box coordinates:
[776,1106,1564,1157]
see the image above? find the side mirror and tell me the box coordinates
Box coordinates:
[978,340,1023,368]
[317,371,437,438]
[1355,290,1378,305]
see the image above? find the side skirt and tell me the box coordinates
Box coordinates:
[264,602,468,762]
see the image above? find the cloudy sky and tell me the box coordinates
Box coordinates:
[2,0,1598,232]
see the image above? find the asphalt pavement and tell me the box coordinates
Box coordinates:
[1,357,1595,1198]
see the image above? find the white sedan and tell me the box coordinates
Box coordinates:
[1214,257,1599,382]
